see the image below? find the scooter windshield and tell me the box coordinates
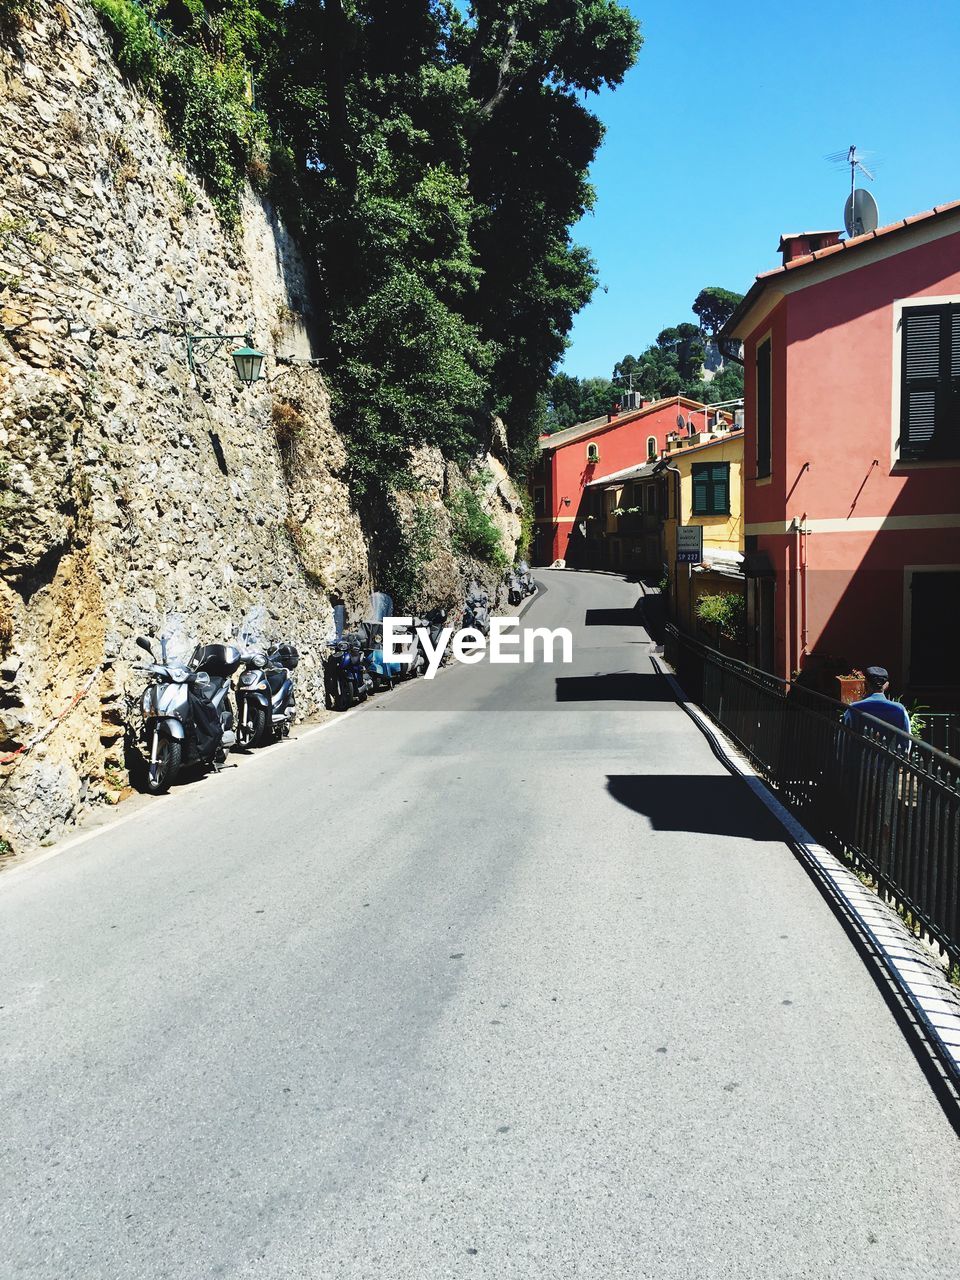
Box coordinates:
[236,605,270,656]
[368,592,394,624]
[328,603,347,643]
[157,612,196,667]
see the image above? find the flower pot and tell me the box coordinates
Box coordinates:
[836,675,865,705]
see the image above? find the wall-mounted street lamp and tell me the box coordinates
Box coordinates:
[562,496,572,507]
[186,332,265,385]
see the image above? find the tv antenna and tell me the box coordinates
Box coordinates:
[826,145,879,237]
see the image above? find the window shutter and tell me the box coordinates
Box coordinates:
[901,308,942,458]
[756,339,772,477]
[692,465,709,514]
[900,304,960,460]
[711,463,730,514]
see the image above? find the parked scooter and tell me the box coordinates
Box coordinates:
[507,560,536,605]
[234,608,299,746]
[192,640,244,750]
[359,592,405,691]
[129,619,232,794]
[324,604,370,711]
[463,582,490,636]
[404,605,449,676]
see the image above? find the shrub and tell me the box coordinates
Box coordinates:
[90,0,162,87]
[695,591,745,642]
[448,485,508,571]
[90,0,266,227]
[384,503,440,612]
[272,401,307,478]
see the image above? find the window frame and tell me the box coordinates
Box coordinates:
[691,461,731,516]
[585,441,600,464]
[897,301,960,463]
[646,435,657,460]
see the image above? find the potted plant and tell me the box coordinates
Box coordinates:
[835,669,866,704]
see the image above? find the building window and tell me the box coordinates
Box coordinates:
[646,435,657,460]
[909,569,960,684]
[533,486,545,516]
[691,462,730,515]
[586,442,599,463]
[900,303,960,460]
[645,483,658,513]
[756,337,772,478]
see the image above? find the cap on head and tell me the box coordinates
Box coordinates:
[865,665,889,686]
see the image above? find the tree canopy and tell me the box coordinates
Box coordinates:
[544,284,745,432]
[90,0,641,493]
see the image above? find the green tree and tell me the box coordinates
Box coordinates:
[544,372,618,432]
[692,285,744,337]
[458,2,641,466]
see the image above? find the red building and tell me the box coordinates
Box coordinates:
[722,201,960,702]
[531,396,715,565]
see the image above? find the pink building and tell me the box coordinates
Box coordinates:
[531,396,713,565]
[722,201,960,704]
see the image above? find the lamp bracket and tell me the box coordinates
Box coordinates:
[186,332,253,372]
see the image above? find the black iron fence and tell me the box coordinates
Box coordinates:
[922,712,960,761]
[665,625,960,964]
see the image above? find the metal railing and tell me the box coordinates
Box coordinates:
[665,625,960,964]
[922,712,960,761]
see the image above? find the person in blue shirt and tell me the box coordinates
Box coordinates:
[842,666,911,741]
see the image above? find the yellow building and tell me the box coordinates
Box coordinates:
[657,426,745,637]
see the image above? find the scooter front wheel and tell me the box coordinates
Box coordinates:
[248,703,270,747]
[143,733,182,795]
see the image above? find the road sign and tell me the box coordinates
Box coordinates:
[676,525,703,564]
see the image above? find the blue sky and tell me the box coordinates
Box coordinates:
[561,0,960,378]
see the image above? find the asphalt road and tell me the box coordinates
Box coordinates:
[2,569,959,1279]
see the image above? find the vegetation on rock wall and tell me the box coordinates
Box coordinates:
[90,0,273,227]
[448,479,509,573]
[87,0,641,521]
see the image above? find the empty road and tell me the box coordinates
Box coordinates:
[2,569,958,1278]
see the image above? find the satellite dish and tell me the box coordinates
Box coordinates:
[676,413,685,429]
[844,187,879,238]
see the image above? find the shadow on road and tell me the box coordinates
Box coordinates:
[555,673,676,703]
[584,603,646,627]
[606,774,786,840]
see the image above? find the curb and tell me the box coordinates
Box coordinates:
[650,653,960,1101]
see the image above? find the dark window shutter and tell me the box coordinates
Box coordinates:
[756,339,772,478]
[711,463,730,514]
[692,464,709,514]
[900,304,960,460]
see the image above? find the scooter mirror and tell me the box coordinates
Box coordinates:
[136,636,154,656]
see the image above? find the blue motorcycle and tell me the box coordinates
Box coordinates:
[324,604,370,711]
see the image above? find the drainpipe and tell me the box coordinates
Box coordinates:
[789,515,809,671]
[661,463,683,622]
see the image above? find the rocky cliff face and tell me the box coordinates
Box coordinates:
[0,0,521,852]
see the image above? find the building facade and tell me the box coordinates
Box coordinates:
[655,427,746,637]
[722,201,960,700]
[531,396,715,565]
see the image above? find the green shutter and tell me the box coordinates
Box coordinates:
[692,464,709,514]
[710,463,730,514]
